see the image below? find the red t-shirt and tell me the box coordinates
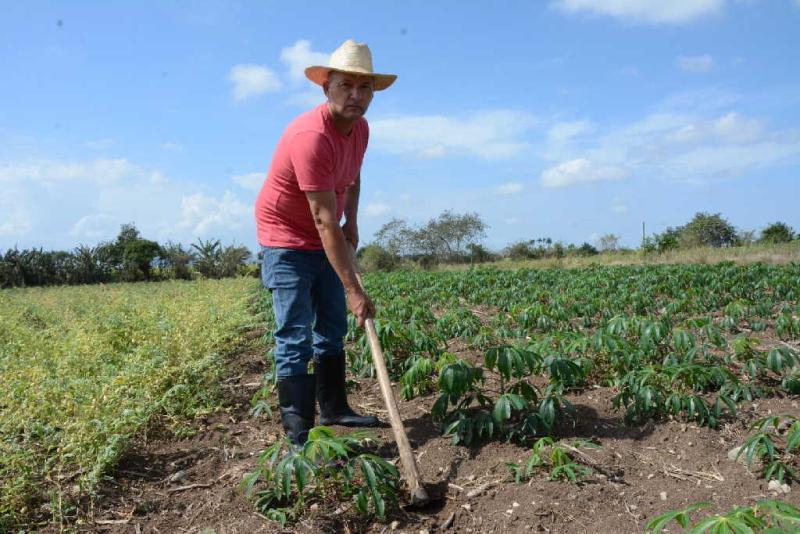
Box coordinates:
[255,103,368,250]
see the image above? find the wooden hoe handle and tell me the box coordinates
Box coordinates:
[355,271,429,505]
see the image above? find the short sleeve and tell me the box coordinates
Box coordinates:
[290,131,335,191]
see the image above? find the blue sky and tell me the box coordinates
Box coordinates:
[2,0,799,252]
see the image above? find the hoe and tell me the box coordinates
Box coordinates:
[354,266,430,506]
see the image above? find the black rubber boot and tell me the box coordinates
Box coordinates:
[277,374,316,446]
[315,353,380,427]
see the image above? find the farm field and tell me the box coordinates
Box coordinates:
[0,278,260,530]
[4,263,800,533]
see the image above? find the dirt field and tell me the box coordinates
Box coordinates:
[74,330,799,534]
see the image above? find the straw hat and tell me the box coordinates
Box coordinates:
[305,39,397,91]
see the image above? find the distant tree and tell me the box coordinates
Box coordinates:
[122,239,161,281]
[759,222,795,244]
[159,241,195,280]
[577,242,599,256]
[95,223,162,281]
[679,212,738,248]
[219,244,251,277]
[416,211,487,263]
[505,240,534,260]
[598,234,620,252]
[655,227,681,252]
[376,211,488,264]
[192,238,223,278]
[374,218,414,257]
[72,245,109,284]
[466,243,496,264]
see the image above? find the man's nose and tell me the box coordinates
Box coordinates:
[350,87,368,101]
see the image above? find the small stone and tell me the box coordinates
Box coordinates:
[168,470,188,483]
[629,504,638,511]
[728,446,743,461]
[310,503,319,512]
[420,530,430,534]
[768,480,782,493]
[513,501,520,508]
[660,492,667,501]
[647,474,654,479]
[390,520,400,530]
[781,483,791,494]
[506,509,514,515]
[462,503,471,511]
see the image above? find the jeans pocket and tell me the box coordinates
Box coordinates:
[262,247,315,290]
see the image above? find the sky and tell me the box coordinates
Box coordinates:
[2,0,799,253]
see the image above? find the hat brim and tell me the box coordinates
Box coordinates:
[305,66,397,91]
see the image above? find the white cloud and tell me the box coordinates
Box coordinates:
[84,139,115,150]
[538,104,800,188]
[0,157,258,250]
[280,40,329,82]
[232,171,264,191]
[371,110,536,160]
[285,88,325,108]
[365,202,391,216]
[160,141,182,151]
[548,120,594,142]
[541,158,627,188]
[494,182,524,195]
[677,54,714,73]
[70,213,113,238]
[0,158,140,188]
[0,185,32,237]
[713,112,764,143]
[551,0,725,24]
[228,64,281,102]
[178,191,251,236]
[399,193,413,202]
[611,204,629,213]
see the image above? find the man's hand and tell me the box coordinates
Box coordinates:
[342,219,359,250]
[347,286,375,327]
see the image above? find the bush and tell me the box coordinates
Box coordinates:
[505,241,533,260]
[760,222,795,244]
[679,212,738,248]
[576,243,599,256]
[358,244,398,272]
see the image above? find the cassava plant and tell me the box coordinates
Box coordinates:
[736,414,800,483]
[242,427,400,526]
[506,437,597,483]
[645,499,800,534]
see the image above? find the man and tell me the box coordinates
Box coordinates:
[255,39,397,445]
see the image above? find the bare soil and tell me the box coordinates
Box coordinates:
[62,334,800,534]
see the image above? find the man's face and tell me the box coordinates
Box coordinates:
[324,71,374,121]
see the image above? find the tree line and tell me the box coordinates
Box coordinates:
[0,224,254,289]
[358,211,799,271]
[3,213,797,287]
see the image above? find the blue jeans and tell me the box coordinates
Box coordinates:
[261,246,347,377]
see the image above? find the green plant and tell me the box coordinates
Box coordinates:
[242,427,400,526]
[645,499,800,533]
[736,414,799,483]
[506,438,596,483]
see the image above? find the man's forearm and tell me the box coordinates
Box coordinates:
[317,222,361,293]
[344,175,360,223]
